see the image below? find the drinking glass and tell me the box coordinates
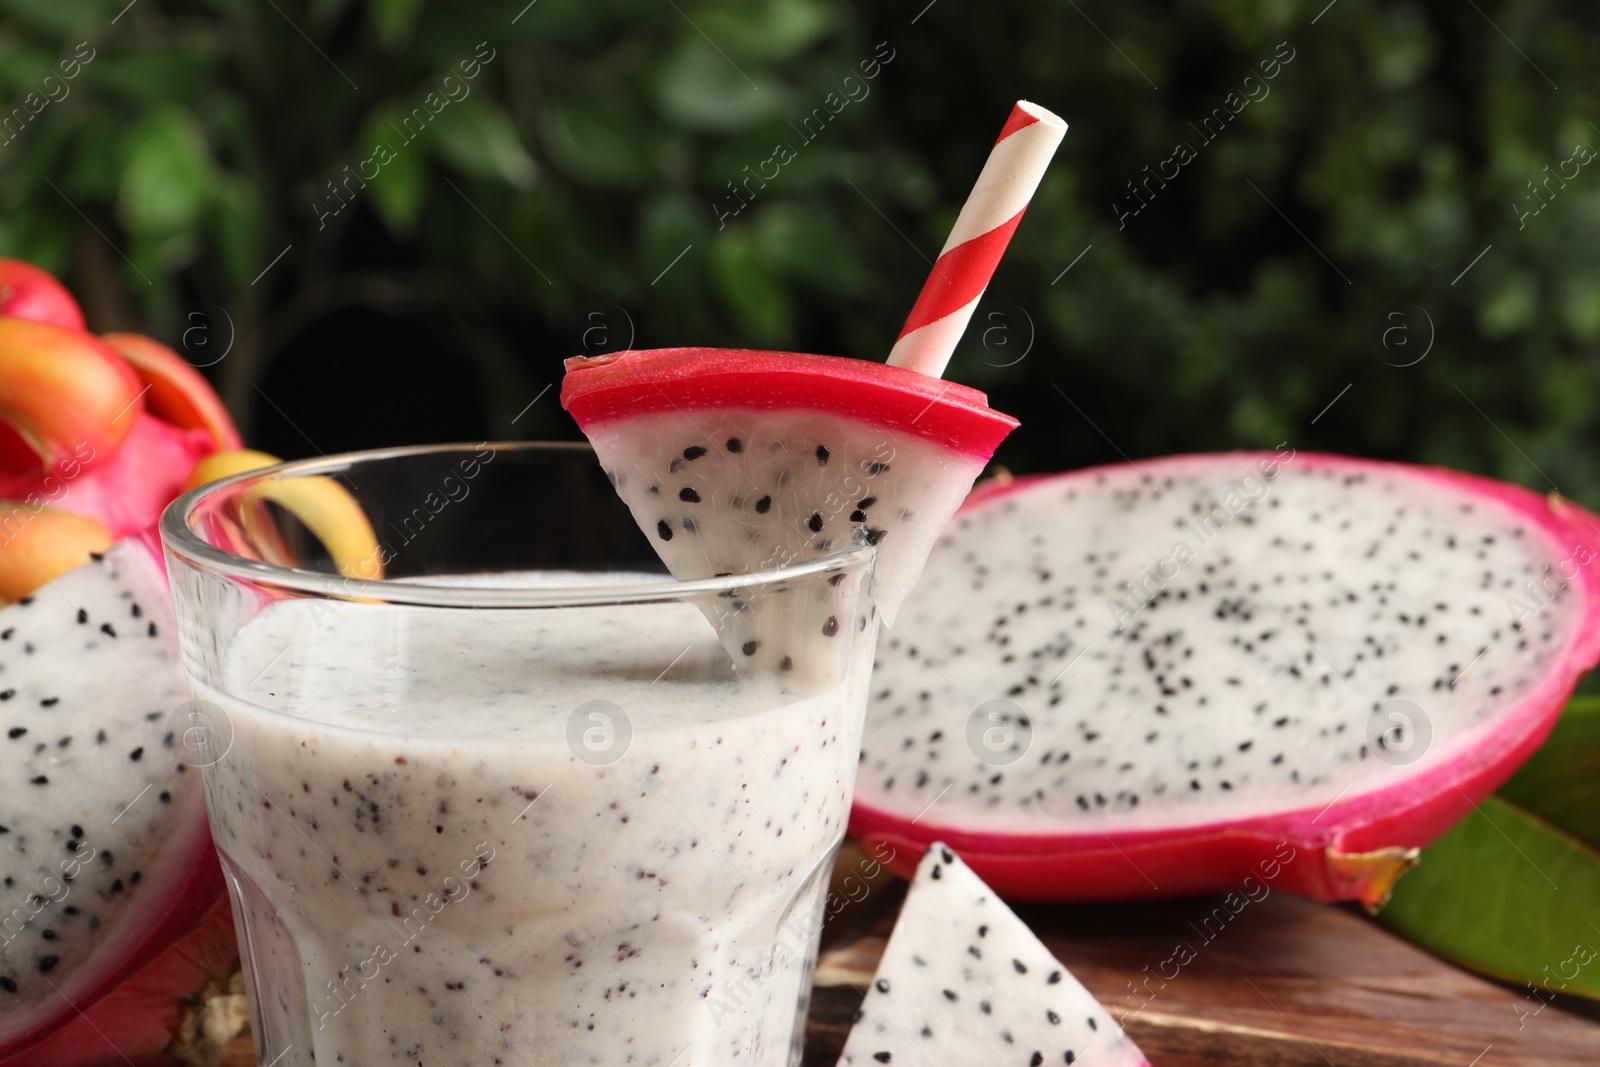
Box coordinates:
[160,442,878,1067]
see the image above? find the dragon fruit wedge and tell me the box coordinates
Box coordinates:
[0,537,240,1066]
[562,348,1017,671]
[850,452,1600,907]
[837,842,1147,1067]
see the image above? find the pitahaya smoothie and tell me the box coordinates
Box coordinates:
[195,583,874,1067]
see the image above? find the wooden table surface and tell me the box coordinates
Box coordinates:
[221,847,1600,1066]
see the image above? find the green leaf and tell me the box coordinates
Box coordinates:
[755,203,867,294]
[356,108,427,234]
[1498,696,1600,850]
[711,230,791,342]
[117,107,214,238]
[209,173,262,287]
[1378,795,1600,1001]
[655,43,776,133]
[367,0,425,47]
[700,0,836,62]
[540,98,655,189]
[430,100,536,190]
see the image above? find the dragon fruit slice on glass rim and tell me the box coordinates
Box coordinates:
[850,451,1600,907]
[837,841,1147,1067]
[561,347,1018,673]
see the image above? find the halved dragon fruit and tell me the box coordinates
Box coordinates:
[562,348,1017,670]
[837,842,1147,1067]
[0,538,238,1065]
[851,452,1600,906]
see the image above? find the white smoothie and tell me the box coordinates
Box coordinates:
[196,579,873,1066]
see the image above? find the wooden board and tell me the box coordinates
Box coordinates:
[220,866,1600,1065]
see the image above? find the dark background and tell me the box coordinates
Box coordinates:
[2,0,1597,502]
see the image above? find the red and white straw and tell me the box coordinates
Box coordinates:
[886,101,1067,379]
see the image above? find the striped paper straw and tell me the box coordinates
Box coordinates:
[886,101,1067,378]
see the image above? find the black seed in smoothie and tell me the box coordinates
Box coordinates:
[679,487,700,503]
[683,445,707,461]
[656,521,673,542]
[816,445,830,465]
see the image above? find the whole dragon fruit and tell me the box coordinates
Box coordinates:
[850,452,1600,907]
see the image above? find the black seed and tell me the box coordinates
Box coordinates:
[816,445,830,465]
[941,847,953,862]
[30,776,47,785]
[128,747,144,762]
[1031,1054,1044,1067]
[822,616,839,637]
[875,978,890,993]
[755,496,772,514]
[99,623,117,638]
[741,640,760,656]
[683,446,707,461]
[681,518,696,533]
[656,521,673,542]
[858,497,877,508]
[808,512,824,533]
[1087,1017,1097,1031]
[7,728,24,739]
[873,1054,890,1064]
[0,690,13,701]
[726,438,743,453]
[679,487,701,503]
[779,656,793,671]
[40,697,58,707]
[0,977,15,992]
[1013,959,1027,974]
[1047,970,1062,984]
[76,609,88,624]
[37,956,57,973]
[978,925,988,937]
[866,462,889,476]
[850,510,867,522]
[147,622,158,637]
[1047,1010,1060,1024]
[865,528,887,545]
[942,989,958,1001]
[931,865,942,880]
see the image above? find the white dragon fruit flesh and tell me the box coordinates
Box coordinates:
[837,842,1147,1067]
[0,538,237,1066]
[851,452,1600,906]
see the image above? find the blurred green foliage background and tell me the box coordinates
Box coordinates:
[1,0,1598,501]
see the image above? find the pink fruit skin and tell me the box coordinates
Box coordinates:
[0,412,214,539]
[850,453,1600,906]
[0,534,230,1064]
[0,260,86,332]
[562,347,1019,459]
